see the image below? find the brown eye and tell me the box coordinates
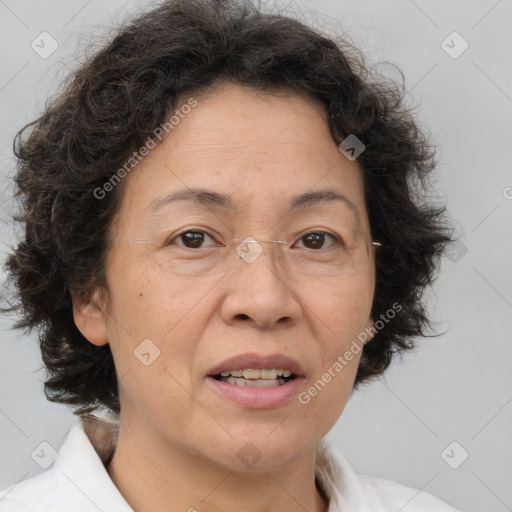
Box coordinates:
[169,230,216,249]
[296,231,337,250]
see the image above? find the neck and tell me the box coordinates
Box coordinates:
[105,417,329,512]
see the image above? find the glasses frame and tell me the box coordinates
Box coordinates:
[107,234,382,280]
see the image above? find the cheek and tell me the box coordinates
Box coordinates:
[302,279,373,394]
[310,276,374,336]
[105,260,214,374]
[106,258,178,331]
[103,271,202,417]
[305,283,370,415]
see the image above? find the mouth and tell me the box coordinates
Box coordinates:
[211,368,297,388]
[206,353,305,408]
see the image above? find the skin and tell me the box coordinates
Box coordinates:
[72,82,377,512]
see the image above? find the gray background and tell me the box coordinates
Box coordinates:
[0,1,511,511]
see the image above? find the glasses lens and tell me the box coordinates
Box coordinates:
[111,228,375,280]
[233,233,373,280]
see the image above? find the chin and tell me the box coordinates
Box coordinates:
[204,426,316,472]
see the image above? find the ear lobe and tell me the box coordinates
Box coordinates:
[364,317,377,343]
[71,288,109,347]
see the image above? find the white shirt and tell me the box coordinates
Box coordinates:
[0,416,462,511]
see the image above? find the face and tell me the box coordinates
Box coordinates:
[74,82,376,471]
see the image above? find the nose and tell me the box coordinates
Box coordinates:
[219,239,302,329]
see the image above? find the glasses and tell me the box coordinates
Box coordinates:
[109,228,381,280]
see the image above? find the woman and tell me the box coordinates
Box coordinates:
[0,0,461,510]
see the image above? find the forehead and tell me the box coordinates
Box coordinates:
[146,187,362,228]
[115,83,368,231]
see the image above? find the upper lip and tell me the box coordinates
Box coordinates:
[207,352,305,377]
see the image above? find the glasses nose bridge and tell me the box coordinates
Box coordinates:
[233,237,288,266]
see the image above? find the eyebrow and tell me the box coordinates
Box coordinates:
[147,187,361,223]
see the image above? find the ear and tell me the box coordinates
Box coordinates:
[71,287,109,347]
[363,317,377,344]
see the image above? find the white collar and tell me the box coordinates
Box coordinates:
[4,414,444,511]
[74,414,379,511]
[50,416,133,511]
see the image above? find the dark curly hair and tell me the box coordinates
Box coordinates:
[3,0,452,417]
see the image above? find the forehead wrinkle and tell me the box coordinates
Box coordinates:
[180,142,325,149]
[145,187,362,231]
[147,188,233,213]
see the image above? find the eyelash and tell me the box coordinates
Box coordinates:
[166,228,341,250]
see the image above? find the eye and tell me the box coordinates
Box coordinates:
[167,229,218,249]
[293,231,339,250]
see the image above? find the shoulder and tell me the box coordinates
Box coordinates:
[0,468,62,511]
[357,473,463,511]
[316,438,463,512]
[0,416,131,512]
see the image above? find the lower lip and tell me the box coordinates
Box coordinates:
[206,376,305,408]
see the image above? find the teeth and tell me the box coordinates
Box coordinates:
[242,369,261,379]
[218,369,293,379]
[216,368,296,387]
[223,376,283,388]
